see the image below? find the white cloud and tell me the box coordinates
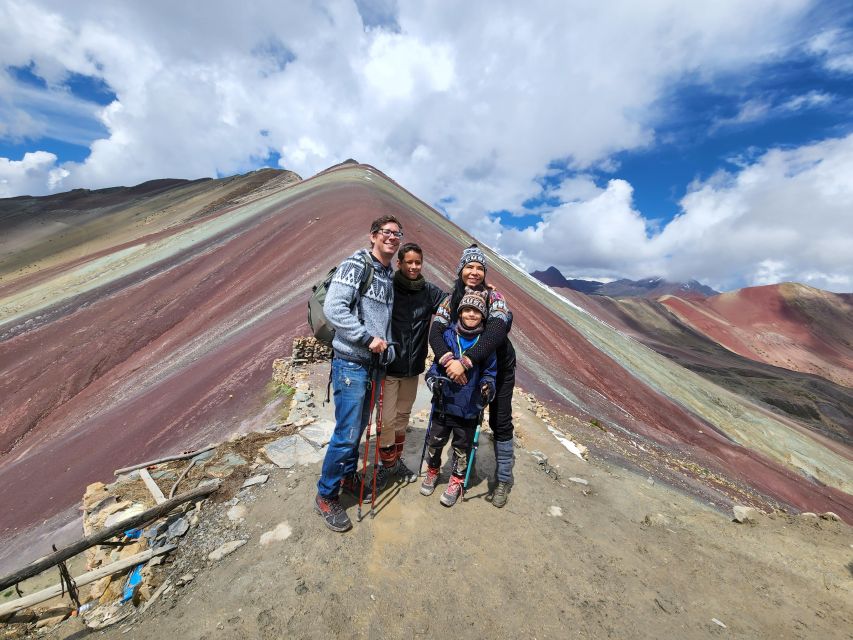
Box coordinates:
[711,91,834,132]
[499,179,660,278]
[505,133,853,292]
[361,32,454,104]
[781,90,833,111]
[2,0,850,291]
[712,98,772,131]
[0,0,813,195]
[0,151,62,197]
[808,28,853,73]
[657,133,853,291]
[0,69,107,145]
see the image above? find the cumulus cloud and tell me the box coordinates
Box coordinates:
[1,0,849,289]
[505,133,853,292]
[499,178,661,278]
[1,0,812,193]
[0,151,67,197]
[657,133,853,291]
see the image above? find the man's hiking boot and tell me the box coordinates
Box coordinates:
[440,475,464,507]
[492,481,511,508]
[314,494,352,532]
[341,472,373,504]
[392,459,418,483]
[420,467,439,496]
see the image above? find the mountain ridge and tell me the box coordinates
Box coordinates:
[530,266,719,298]
[0,163,850,577]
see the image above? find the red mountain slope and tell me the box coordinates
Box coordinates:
[660,284,853,388]
[0,164,850,571]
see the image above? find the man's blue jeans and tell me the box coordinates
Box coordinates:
[317,358,374,498]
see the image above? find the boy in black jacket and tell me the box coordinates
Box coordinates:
[375,243,445,489]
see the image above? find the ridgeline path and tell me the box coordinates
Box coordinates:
[66,364,852,640]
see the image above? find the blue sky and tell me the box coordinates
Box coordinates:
[1,0,852,291]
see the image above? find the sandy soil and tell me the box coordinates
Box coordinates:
[46,370,852,640]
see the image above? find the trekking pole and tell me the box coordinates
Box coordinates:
[370,370,385,519]
[419,376,451,476]
[463,407,485,500]
[357,356,378,522]
[367,343,397,518]
[418,404,435,477]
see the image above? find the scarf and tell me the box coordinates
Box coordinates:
[455,318,484,339]
[394,269,425,291]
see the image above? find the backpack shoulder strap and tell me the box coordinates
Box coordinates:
[358,250,374,295]
[351,250,375,324]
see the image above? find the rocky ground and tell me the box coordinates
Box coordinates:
[4,354,852,640]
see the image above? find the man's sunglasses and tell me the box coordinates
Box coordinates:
[376,228,404,239]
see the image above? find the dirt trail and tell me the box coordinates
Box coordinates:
[54,366,852,640]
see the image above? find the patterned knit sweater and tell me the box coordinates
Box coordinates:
[323,249,395,364]
[430,287,511,366]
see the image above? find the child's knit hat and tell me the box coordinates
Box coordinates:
[458,288,488,316]
[457,244,487,275]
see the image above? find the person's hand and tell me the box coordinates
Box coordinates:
[369,337,388,353]
[446,359,467,385]
[481,383,495,404]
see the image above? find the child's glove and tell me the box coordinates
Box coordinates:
[481,382,495,404]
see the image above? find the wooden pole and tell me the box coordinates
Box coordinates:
[138,469,166,505]
[113,444,218,476]
[0,480,219,593]
[0,545,177,617]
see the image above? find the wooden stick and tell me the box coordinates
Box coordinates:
[113,444,218,476]
[0,481,219,592]
[0,545,177,617]
[169,460,195,500]
[139,577,171,614]
[138,469,166,505]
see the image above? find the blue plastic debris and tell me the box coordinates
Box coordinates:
[122,564,144,602]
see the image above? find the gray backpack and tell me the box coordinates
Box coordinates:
[308,251,374,346]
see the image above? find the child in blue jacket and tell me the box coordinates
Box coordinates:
[422,288,497,506]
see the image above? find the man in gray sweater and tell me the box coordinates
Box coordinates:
[314,215,401,532]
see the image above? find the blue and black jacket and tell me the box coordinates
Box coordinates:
[425,326,497,420]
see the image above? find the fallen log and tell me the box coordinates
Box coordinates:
[0,545,177,617]
[113,444,218,476]
[0,480,219,592]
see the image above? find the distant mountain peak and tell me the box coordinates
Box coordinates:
[531,267,718,299]
[530,267,603,294]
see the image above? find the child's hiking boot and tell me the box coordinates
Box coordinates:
[420,467,440,496]
[440,475,464,507]
[314,494,352,532]
[491,481,511,508]
[392,458,418,483]
[340,472,373,504]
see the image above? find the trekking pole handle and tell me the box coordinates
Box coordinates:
[379,341,399,367]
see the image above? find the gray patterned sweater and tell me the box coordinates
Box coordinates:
[323,248,395,364]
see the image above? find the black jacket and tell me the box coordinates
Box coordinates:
[387,278,445,377]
